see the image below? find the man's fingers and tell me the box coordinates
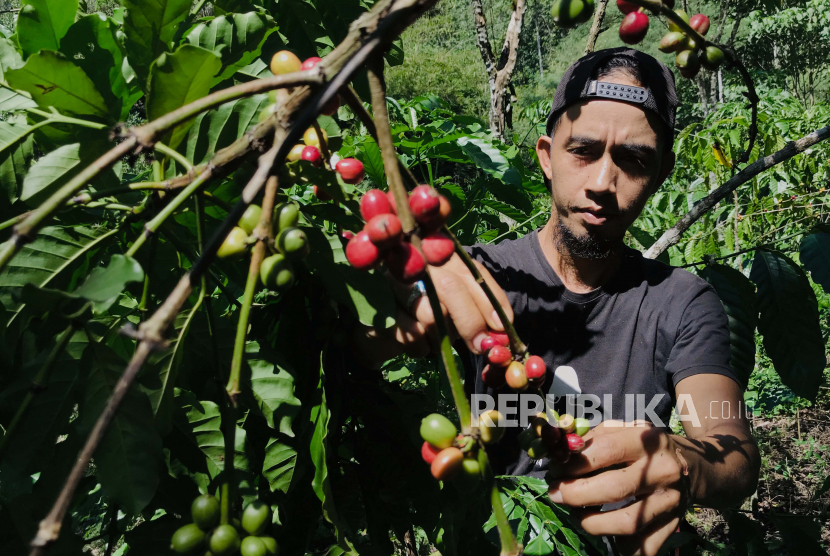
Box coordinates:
[411,296,453,348]
[466,260,514,330]
[575,489,682,537]
[614,514,681,556]
[429,264,491,352]
[563,425,668,477]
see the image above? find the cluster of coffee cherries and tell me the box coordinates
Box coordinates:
[657,10,724,78]
[617,0,661,45]
[170,493,278,556]
[519,412,590,468]
[217,201,309,293]
[418,410,506,491]
[550,0,595,28]
[266,50,366,199]
[480,332,547,392]
[344,185,454,283]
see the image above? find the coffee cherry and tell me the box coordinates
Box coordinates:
[270,50,301,75]
[312,185,331,201]
[365,214,403,250]
[531,412,549,436]
[419,195,452,230]
[301,56,322,71]
[303,127,327,148]
[346,231,381,270]
[421,231,454,265]
[682,35,698,50]
[191,493,220,530]
[616,0,638,14]
[518,427,538,451]
[505,361,528,391]
[260,254,295,291]
[386,243,426,283]
[171,524,206,553]
[273,202,300,232]
[573,417,591,437]
[431,447,464,480]
[341,230,355,240]
[421,441,442,464]
[335,158,365,184]
[487,345,512,367]
[527,438,549,460]
[676,49,701,78]
[217,227,249,259]
[360,189,393,221]
[668,9,690,33]
[557,414,576,434]
[259,536,279,556]
[689,13,710,35]
[701,46,725,70]
[277,227,310,260]
[490,331,510,347]
[420,413,457,449]
[480,336,499,353]
[619,12,649,45]
[408,185,441,223]
[238,205,262,235]
[525,355,546,387]
[481,363,506,388]
[476,409,506,445]
[551,0,594,27]
[566,433,586,453]
[659,32,686,53]
[241,536,268,556]
[386,190,398,214]
[210,524,241,556]
[301,145,322,167]
[287,143,305,162]
[258,103,277,123]
[242,500,271,536]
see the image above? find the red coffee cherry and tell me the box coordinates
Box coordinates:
[525,355,546,387]
[365,214,403,250]
[481,363,506,388]
[421,441,441,464]
[487,345,511,367]
[335,158,365,184]
[420,195,452,230]
[566,433,586,453]
[505,361,528,391]
[616,0,639,14]
[619,12,649,45]
[409,185,441,223]
[346,231,380,270]
[301,145,322,167]
[689,13,710,35]
[386,243,426,283]
[360,189,393,221]
[431,447,464,480]
[490,332,510,347]
[313,185,331,201]
[341,230,355,240]
[421,231,454,265]
[480,336,499,353]
[301,56,322,70]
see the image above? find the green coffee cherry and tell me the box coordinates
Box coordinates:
[241,535,268,556]
[276,227,310,260]
[573,418,591,437]
[260,254,295,292]
[550,0,595,27]
[273,202,300,233]
[209,525,241,556]
[668,9,690,33]
[238,205,262,235]
[702,46,725,70]
[259,536,279,556]
[518,428,538,451]
[242,500,271,536]
[527,438,549,460]
[171,524,206,554]
[191,494,220,530]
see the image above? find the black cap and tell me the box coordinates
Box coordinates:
[545,47,678,138]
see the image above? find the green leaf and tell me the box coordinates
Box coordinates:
[354,137,386,189]
[70,254,144,312]
[244,341,302,436]
[627,225,670,264]
[0,121,34,210]
[0,37,36,111]
[722,510,769,556]
[59,14,139,120]
[700,264,759,388]
[146,44,222,150]
[0,225,117,313]
[186,12,280,85]
[6,50,110,119]
[304,227,396,329]
[749,249,826,401]
[16,0,78,59]
[173,390,250,476]
[799,227,830,293]
[20,140,119,206]
[121,0,191,87]
[184,94,270,165]
[263,437,297,494]
[80,342,164,515]
[479,198,527,221]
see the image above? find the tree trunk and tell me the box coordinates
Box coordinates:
[584,0,609,54]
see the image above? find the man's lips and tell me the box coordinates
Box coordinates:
[574,207,620,224]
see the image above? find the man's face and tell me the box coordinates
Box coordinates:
[536,73,675,258]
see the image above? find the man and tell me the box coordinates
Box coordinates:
[353,48,760,556]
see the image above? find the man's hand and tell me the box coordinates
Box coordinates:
[548,421,688,556]
[351,251,513,367]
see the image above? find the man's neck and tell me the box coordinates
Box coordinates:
[538,218,624,294]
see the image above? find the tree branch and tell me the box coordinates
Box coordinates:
[646,125,830,259]
[471,0,497,78]
[584,0,610,54]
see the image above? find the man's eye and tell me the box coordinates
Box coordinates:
[570,147,590,156]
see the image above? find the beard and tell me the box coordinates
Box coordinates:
[551,218,624,260]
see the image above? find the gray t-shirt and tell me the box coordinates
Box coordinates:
[461,229,738,478]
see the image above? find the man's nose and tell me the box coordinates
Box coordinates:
[585,153,617,196]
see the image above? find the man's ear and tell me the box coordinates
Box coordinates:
[536,135,554,182]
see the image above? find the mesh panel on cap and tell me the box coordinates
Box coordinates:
[545,47,678,137]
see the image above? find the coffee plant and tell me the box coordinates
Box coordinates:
[0,0,828,555]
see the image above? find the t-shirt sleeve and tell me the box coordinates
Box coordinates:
[665,284,741,388]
